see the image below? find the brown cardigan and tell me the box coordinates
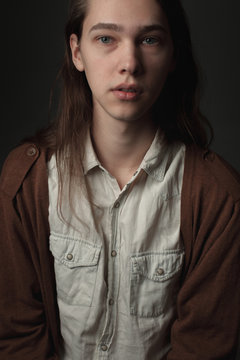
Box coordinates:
[0,143,240,360]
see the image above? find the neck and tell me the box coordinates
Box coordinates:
[91,115,157,189]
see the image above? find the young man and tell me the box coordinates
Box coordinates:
[0,0,240,359]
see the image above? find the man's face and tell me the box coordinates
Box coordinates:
[71,0,175,126]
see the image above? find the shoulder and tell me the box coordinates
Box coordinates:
[181,145,240,275]
[184,145,240,203]
[0,143,50,199]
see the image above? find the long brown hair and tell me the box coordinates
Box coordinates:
[38,0,213,194]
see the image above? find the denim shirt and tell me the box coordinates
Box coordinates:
[48,132,186,360]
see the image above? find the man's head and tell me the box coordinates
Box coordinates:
[57,0,211,147]
[69,0,175,126]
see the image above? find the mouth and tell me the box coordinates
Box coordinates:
[118,88,136,92]
[112,84,142,100]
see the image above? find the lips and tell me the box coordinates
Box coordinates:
[112,84,142,101]
[117,88,136,93]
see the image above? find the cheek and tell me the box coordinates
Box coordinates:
[148,57,173,86]
[84,67,106,94]
[147,68,168,91]
[83,56,114,92]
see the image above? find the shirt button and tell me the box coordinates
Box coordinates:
[26,146,37,157]
[67,254,73,261]
[101,345,108,352]
[157,268,164,276]
[114,202,120,208]
[111,250,117,257]
[109,299,114,305]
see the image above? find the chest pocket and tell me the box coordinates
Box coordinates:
[130,249,184,317]
[50,233,101,306]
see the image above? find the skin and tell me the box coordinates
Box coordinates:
[70,0,175,188]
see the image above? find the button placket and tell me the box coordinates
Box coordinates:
[111,250,117,257]
[114,201,120,208]
[99,197,121,352]
[101,344,108,352]
[109,298,114,306]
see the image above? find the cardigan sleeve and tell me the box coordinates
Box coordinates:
[167,149,240,360]
[0,145,60,360]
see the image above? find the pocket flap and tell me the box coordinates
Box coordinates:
[131,249,184,282]
[50,233,101,268]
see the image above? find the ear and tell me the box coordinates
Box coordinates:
[70,34,85,72]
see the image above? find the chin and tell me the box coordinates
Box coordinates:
[111,100,155,122]
[108,108,148,123]
[113,114,144,123]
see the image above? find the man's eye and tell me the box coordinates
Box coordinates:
[98,36,113,44]
[142,37,159,45]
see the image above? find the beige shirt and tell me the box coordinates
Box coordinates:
[48,132,186,360]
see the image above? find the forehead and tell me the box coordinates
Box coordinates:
[83,0,169,32]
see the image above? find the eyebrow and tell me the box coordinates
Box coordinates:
[89,23,167,34]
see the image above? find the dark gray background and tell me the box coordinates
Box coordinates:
[1,0,240,357]
[1,1,240,173]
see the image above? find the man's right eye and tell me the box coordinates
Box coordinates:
[98,36,113,44]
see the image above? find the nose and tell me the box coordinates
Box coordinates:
[118,42,142,76]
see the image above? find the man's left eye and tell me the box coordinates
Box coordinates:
[142,37,158,45]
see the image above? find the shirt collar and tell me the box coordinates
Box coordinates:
[83,129,171,182]
[83,131,101,175]
[138,130,170,182]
